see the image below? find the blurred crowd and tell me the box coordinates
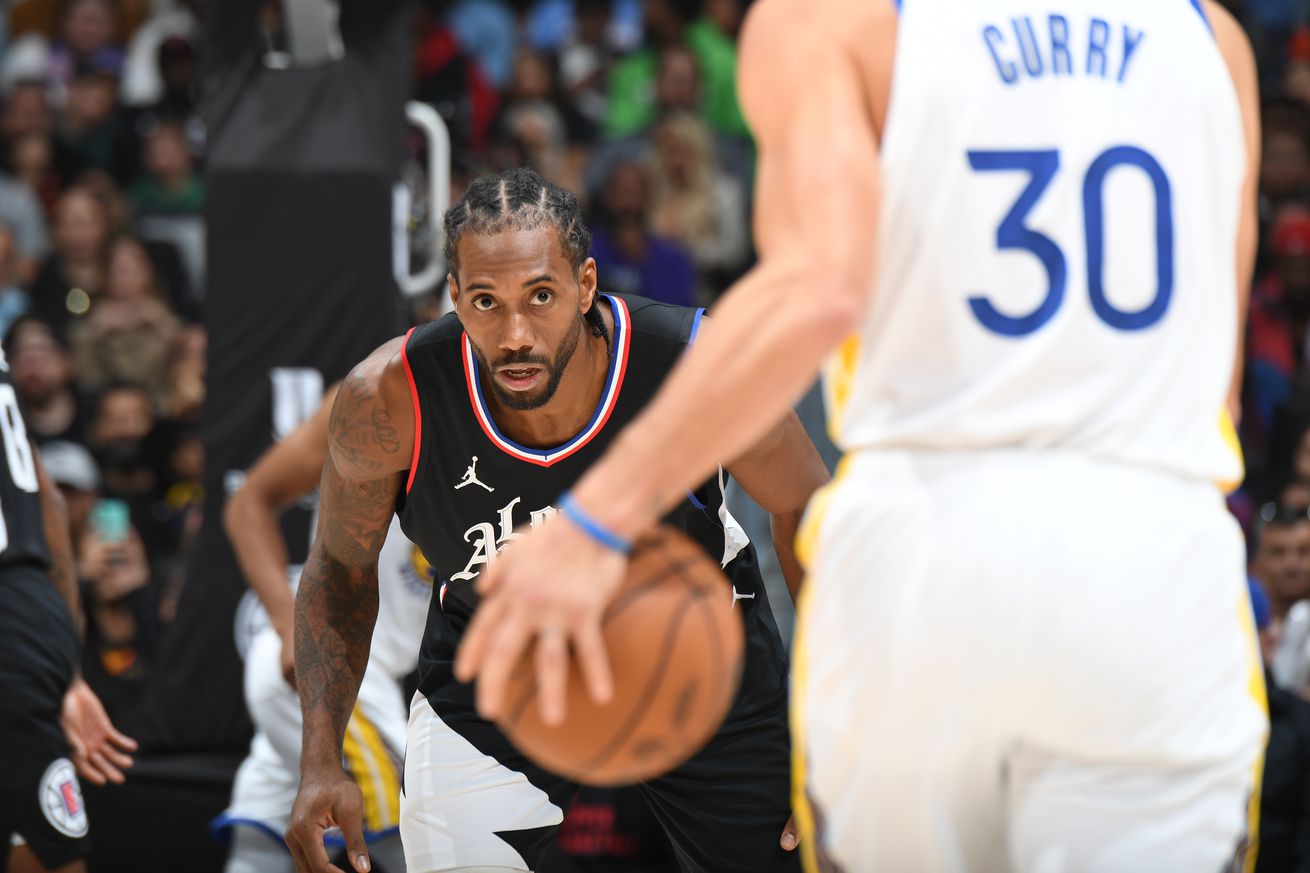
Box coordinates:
[0,0,755,730]
[9,0,1310,869]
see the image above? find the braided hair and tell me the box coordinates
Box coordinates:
[444,168,606,340]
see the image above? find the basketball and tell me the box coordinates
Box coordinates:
[496,524,746,786]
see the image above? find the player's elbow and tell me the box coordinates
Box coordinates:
[804,280,867,347]
[222,484,256,544]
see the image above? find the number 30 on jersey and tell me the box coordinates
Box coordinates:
[967,145,1173,337]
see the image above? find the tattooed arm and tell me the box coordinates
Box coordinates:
[287,337,412,873]
[35,444,81,639]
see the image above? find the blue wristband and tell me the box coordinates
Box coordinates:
[557,492,632,554]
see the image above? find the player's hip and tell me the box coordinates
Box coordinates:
[800,447,1236,572]
[796,447,1264,760]
[0,565,78,714]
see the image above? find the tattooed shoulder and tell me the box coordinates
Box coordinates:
[328,337,412,479]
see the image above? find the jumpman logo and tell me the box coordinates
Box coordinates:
[732,586,756,606]
[455,456,494,493]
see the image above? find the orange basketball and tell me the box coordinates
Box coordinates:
[496,525,745,785]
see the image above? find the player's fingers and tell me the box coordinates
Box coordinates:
[294,825,342,873]
[475,610,532,720]
[454,594,506,682]
[335,793,372,873]
[103,744,134,771]
[535,626,569,726]
[85,747,125,784]
[89,749,125,784]
[75,752,108,786]
[288,827,338,873]
[65,735,103,785]
[287,838,310,873]
[107,727,138,752]
[780,813,799,851]
[572,619,613,706]
[474,560,501,596]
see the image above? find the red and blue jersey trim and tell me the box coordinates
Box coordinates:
[462,294,631,467]
[400,326,422,494]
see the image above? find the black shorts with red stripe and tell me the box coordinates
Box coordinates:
[0,565,89,870]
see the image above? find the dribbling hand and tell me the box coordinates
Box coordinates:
[287,770,371,873]
[454,509,627,726]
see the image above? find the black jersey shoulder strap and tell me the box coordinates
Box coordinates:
[613,293,706,349]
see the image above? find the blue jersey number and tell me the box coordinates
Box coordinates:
[966,145,1174,337]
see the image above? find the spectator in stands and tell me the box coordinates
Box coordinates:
[153,421,202,621]
[8,129,60,221]
[0,222,32,337]
[129,117,202,218]
[1261,101,1310,215]
[0,138,52,279]
[448,0,517,89]
[1,79,51,144]
[590,160,696,306]
[56,59,134,180]
[526,0,641,54]
[648,110,748,289]
[30,184,111,336]
[78,165,196,314]
[491,50,591,193]
[88,381,158,508]
[160,323,205,423]
[71,235,181,401]
[1253,503,1310,692]
[1285,28,1310,111]
[7,314,92,445]
[144,35,201,124]
[1284,475,1310,512]
[1,0,125,104]
[588,42,752,203]
[604,0,689,138]
[50,0,126,90]
[559,0,616,132]
[1,79,88,208]
[494,99,579,196]
[413,0,500,153]
[121,0,201,110]
[1250,577,1310,873]
[1246,205,1310,441]
[1255,503,1310,624]
[42,438,158,721]
[684,0,748,138]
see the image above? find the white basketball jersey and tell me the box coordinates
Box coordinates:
[830,0,1246,487]
[370,514,433,679]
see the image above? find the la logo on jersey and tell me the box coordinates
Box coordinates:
[455,456,494,493]
[452,496,556,582]
[40,758,87,838]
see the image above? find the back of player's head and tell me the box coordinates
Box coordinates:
[443,168,592,282]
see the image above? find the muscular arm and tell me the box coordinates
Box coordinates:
[726,412,830,601]
[1208,1,1260,426]
[226,383,339,642]
[35,445,81,640]
[570,0,887,537]
[295,341,412,773]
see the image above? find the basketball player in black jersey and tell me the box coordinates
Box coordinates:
[286,168,829,873]
[0,351,136,873]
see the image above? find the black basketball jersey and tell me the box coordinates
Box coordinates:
[0,356,49,571]
[397,294,788,722]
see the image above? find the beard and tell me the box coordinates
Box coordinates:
[474,313,585,411]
